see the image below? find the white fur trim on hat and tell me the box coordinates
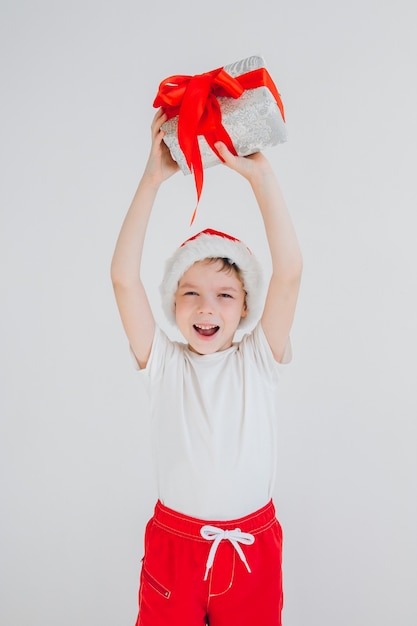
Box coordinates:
[160,229,263,329]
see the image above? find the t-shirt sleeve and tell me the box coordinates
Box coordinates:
[240,322,292,384]
[131,325,177,383]
[257,322,292,365]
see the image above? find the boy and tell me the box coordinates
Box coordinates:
[111,108,302,626]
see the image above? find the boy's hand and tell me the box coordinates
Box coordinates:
[214,141,273,183]
[143,108,180,185]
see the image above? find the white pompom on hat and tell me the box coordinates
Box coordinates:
[160,228,263,329]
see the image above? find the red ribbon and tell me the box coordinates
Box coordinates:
[153,66,285,224]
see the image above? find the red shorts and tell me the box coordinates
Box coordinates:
[135,499,283,626]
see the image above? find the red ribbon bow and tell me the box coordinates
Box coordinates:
[153,66,285,224]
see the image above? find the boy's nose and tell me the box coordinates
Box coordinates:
[198,296,214,314]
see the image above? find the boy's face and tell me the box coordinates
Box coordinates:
[175,259,247,355]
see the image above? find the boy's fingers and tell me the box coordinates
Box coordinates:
[214,141,228,155]
[214,141,236,165]
[151,108,167,127]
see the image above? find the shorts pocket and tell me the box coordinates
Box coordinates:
[142,566,171,599]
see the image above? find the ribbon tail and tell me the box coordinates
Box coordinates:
[202,97,238,162]
[178,75,212,170]
[190,208,197,226]
[189,139,204,225]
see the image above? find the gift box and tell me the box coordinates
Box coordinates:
[153,55,287,222]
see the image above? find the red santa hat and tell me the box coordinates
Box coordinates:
[160,228,263,329]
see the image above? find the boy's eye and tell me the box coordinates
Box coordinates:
[184,291,198,296]
[219,293,233,298]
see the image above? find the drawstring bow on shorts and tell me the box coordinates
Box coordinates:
[200,525,255,581]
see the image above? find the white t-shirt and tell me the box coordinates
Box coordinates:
[137,323,289,520]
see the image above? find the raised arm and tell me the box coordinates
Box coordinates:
[111,109,179,368]
[214,143,303,362]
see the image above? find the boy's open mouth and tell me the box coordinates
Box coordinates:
[193,324,220,337]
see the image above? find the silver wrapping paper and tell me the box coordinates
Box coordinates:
[161,55,287,175]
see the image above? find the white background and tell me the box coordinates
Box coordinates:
[1,1,416,625]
